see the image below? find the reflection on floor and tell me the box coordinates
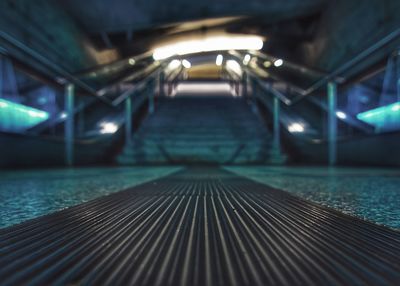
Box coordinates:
[226,166,400,229]
[0,167,182,228]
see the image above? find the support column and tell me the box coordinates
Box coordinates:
[250,79,258,112]
[273,96,281,154]
[125,96,132,146]
[148,81,155,114]
[65,83,74,167]
[327,81,337,166]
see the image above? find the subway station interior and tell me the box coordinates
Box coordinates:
[0,0,400,285]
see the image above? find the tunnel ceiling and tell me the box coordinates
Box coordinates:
[55,0,400,79]
[56,0,326,61]
[1,0,400,93]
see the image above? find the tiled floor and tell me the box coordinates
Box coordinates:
[0,166,181,228]
[1,166,399,230]
[225,166,400,229]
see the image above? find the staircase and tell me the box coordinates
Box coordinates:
[118,93,280,165]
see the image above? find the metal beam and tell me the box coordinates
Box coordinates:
[65,84,75,167]
[327,82,337,166]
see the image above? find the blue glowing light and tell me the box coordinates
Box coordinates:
[0,98,49,132]
[356,102,400,131]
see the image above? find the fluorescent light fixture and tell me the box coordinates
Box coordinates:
[226,60,242,76]
[182,59,191,69]
[274,59,283,67]
[175,82,232,94]
[153,35,264,60]
[263,61,272,68]
[216,54,223,66]
[243,54,251,65]
[0,98,49,131]
[336,111,347,119]
[100,122,118,134]
[288,123,304,133]
[357,102,400,129]
[0,101,8,108]
[128,58,136,65]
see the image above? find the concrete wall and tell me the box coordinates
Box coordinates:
[0,0,115,74]
[301,0,400,74]
[293,131,400,167]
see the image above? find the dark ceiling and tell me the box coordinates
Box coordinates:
[56,0,327,59]
[1,0,399,93]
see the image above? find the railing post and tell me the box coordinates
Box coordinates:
[148,80,155,114]
[125,96,132,146]
[65,83,75,167]
[273,96,281,154]
[250,79,258,112]
[327,81,337,166]
[242,71,248,98]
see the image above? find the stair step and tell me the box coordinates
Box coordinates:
[118,95,286,165]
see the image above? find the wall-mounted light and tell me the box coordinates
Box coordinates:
[153,35,264,60]
[336,111,347,119]
[60,112,67,119]
[274,59,283,67]
[288,123,304,133]
[100,122,118,134]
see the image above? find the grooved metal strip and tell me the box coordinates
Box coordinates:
[0,168,399,286]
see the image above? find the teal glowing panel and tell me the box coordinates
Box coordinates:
[0,98,49,132]
[357,102,400,131]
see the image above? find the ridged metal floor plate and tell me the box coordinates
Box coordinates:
[0,167,399,285]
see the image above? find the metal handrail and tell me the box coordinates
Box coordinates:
[0,30,166,108]
[234,28,400,106]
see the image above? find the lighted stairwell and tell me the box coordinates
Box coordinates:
[118,94,284,165]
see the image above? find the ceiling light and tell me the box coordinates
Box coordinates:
[182,59,191,69]
[168,59,181,70]
[216,54,223,66]
[128,58,135,65]
[153,35,264,60]
[263,61,272,68]
[226,60,242,76]
[243,54,251,65]
[274,59,283,67]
